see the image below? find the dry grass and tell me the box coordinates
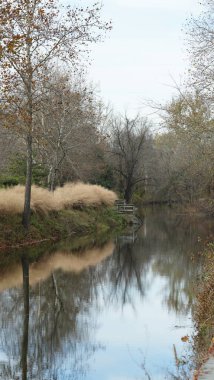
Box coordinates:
[0,182,117,214]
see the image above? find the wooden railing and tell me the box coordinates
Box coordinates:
[114,199,126,206]
[117,204,135,214]
[115,200,136,214]
[114,199,143,225]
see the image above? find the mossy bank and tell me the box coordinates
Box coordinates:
[0,206,126,250]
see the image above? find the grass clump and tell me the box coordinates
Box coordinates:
[0,182,117,215]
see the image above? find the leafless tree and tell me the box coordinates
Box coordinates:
[34,71,106,190]
[109,114,149,203]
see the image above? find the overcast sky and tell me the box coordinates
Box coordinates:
[69,0,202,117]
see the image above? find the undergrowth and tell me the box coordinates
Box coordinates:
[0,206,126,249]
[193,241,214,367]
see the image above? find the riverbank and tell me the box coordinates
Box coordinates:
[180,199,214,217]
[0,206,126,251]
[137,197,214,217]
[193,242,214,377]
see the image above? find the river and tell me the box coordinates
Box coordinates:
[0,208,213,380]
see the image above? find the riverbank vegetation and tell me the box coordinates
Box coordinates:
[193,242,214,368]
[0,180,126,248]
[0,206,125,250]
[0,182,121,248]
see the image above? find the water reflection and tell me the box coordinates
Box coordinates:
[146,212,201,315]
[0,209,213,379]
[0,242,115,380]
[107,236,150,307]
[0,241,114,291]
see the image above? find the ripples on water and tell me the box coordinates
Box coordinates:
[0,208,213,380]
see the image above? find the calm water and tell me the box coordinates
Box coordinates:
[0,208,213,380]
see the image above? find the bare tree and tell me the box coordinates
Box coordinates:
[34,71,106,189]
[109,115,149,203]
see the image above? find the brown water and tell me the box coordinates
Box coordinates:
[0,208,213,380]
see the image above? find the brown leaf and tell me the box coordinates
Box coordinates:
[181,335,189,342]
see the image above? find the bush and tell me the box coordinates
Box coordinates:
[7,154,48,187]
[0,176,20,188]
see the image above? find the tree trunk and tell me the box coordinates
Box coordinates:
[124,183,132,203]
[48,166,53,191]
[22,133,33,229]
[21,256,30,380]
[50,169,56,192]
[23,33,33,229]
[48,166,56,192]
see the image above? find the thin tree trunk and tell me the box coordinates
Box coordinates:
[22,133,33,229]
[50,170,56,192]
[48,166,53,191]
[48,165,57,192]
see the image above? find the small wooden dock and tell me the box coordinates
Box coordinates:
[115,200,136,214]
[115,199,142,225]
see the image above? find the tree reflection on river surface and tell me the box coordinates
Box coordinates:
[0,208,213,380]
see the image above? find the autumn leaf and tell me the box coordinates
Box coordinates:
[181,335,189,342]
[7,41,15,52]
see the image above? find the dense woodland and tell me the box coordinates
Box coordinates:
[0,0,213,226]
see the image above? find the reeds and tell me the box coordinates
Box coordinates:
[0,182,117,214]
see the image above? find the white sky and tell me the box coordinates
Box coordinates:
[67,0,202,118]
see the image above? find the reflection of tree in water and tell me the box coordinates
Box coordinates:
[0,256,30,380]
[106,210,211,314]
[29,270,98,379]
[147,211,206,315]
[105,237,152,307]
[0,251,105,380]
